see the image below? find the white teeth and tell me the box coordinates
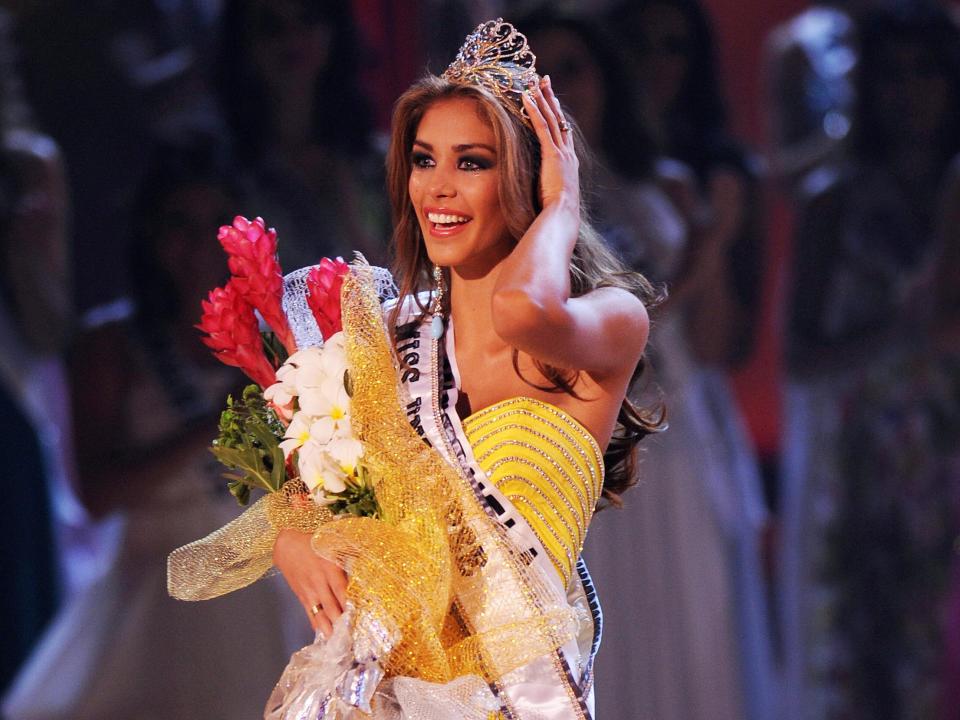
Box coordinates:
[427,212,469,224]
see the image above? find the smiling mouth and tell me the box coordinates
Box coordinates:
[427,211,471,229]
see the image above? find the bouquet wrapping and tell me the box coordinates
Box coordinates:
[168,217,581,718]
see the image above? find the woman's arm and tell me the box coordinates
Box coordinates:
[492,76,649,379]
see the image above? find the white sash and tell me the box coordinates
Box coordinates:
[389,296,600,719]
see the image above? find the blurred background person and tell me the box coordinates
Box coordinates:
[763,0,861,193]
[778,2,960,718]
[524,6,774,720]
[0,6,74,698]
[215,0,389,271]
[12,0,219,312]
[609,0,765,369]
[3,132,293,720]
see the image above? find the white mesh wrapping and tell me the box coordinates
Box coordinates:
[370,265,400,305]
[282,262,398,350]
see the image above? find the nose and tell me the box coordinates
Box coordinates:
[429,167,457,199]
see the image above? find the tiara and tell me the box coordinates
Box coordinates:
[442,18,539,124]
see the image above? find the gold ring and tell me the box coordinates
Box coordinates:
[560,120,572,132]
[310,603,322,616]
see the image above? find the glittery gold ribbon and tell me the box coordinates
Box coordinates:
[168,261,577,690]
[167,480,331,601]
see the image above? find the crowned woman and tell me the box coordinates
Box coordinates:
[169,19,661,719]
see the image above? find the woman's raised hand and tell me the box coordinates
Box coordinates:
[273,528,348,637]
[522,75,580,212]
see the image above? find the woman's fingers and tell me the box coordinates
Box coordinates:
[307,579,341,632]
[542,77,573,147]
[522,75,580,208]
[522,84,552,148]
[304,556,346,635]
[534,76,572,148]
[522,78,562,148]
[328,564,348,607]
[311,602,334,637]
[534,78,563,146]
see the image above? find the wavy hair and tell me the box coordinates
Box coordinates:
[386,76,665,505]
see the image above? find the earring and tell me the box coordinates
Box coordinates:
[430,265,445,339]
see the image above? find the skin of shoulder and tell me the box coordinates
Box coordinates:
[492,275,648,377]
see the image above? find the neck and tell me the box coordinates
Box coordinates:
[448,263,507,355]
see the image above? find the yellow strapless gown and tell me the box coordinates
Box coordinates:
[462,397,604,583]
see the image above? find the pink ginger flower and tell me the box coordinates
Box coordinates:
[197,279,277,389]
[306,257,350,340]
[218,216,296,354]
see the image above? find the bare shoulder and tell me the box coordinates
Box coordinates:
[576,285,650,369]
[585,285,648,324]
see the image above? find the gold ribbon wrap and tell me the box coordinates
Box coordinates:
[167,481,332,600]
[168,262,578,691]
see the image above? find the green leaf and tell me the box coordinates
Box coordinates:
[210,384,289,501]
[324,476,380,519]
[270,443,287,490]
[210,445,273,492]
[227,478,251,506]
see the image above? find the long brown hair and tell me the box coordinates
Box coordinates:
[386,75,665,506]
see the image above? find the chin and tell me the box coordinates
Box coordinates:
[420,234,471,268]
[424,245,467,269]
[419,224,513,274]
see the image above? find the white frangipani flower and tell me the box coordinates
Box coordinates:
[276,346,327,392]
[298,441,348,494]
[264,382,295,421]
[326,436,363,474]
[267,331,364,506]
[279,413,313,458]
[308,415,354,447]
[299,375,350,423]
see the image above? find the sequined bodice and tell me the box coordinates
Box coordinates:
[462,397,604,583]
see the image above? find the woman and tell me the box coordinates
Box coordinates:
[266,19,659,718]
[781,4,960,718]
[216,0,388,268]
[608,0,764,365]
[518,9,684,274]
[6,134,292,720]
[0,5,71,695]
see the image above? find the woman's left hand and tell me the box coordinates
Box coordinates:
[522,75,580,212]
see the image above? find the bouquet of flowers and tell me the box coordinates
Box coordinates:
[197,215,377,517]
[170,216,581,720]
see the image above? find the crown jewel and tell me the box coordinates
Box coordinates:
[442,18,539,124]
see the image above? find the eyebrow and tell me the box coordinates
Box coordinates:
[413,140,496,153]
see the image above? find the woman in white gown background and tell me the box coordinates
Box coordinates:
[4,135,296,720]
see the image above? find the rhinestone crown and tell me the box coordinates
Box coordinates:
[442,18,539,125]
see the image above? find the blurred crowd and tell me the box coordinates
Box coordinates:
[0,1,958,719]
